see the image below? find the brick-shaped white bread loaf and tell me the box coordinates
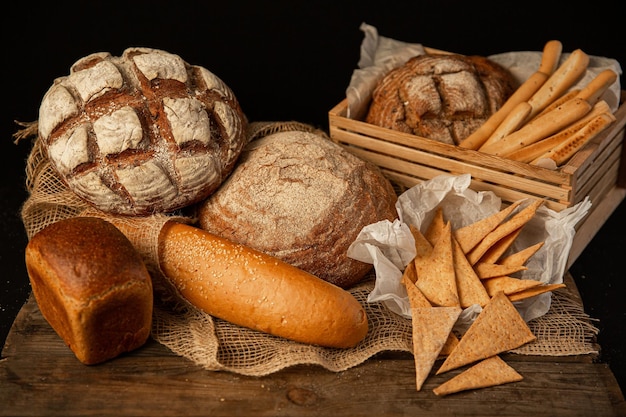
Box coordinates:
[38,47,247,216]
[197,130,399,289]
[366,53,517,145]
[25,217,153,365]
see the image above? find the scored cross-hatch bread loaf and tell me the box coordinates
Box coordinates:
[365,53,517,145]
[24,217,153,365]
[37,47,248,216]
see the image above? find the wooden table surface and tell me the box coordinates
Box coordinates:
[1,274,624,417]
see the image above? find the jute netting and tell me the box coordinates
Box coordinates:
[15,120,599,376]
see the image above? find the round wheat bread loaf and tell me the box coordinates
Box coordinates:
[196,130,398,288]
[38,47,247,216]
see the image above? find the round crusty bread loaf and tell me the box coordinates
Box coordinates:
[196,130,398,289]
[365,53,517,145]
[38,47,248,216]
[24,217,153,365]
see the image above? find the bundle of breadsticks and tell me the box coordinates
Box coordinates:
[459,40,619,169]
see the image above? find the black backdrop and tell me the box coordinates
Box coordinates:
[1,0,624,391]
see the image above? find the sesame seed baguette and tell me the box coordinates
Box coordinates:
[156,221,369,348]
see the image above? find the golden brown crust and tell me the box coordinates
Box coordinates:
[158,222,369,348]
[25,217,153,364]
[365,53,517,145]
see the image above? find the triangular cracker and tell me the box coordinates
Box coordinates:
[452,238,490,308]
[454,200,522,254]
[499,241,545,267]
[474,262,527,279]
[411,306,461,391]
[508,283,566,302]
[482,276,542,297]
[439,332,460,358]
[433,355,523,396]
[467,199,543,265]
[436,291,536,374]
[425,207,445,246]
[478,227,523,264]
[409,224,433,259]
[410,224,434,274]
[415,222,459,307]
[402,258,418,285]
[403,273,432,308]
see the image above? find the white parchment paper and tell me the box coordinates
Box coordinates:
[347,174,591,328]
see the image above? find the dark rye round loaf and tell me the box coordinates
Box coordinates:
[37,47,248,216]
[365,53,517,145]
[196,130,399,288]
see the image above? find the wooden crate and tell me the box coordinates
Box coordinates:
[329,92,626,268]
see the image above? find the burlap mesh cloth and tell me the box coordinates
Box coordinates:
[15,120,599,376]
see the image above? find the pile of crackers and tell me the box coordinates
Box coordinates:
[402,198,565,395]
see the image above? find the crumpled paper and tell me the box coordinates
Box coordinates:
[347,174,591,329]
[347,22,623,121]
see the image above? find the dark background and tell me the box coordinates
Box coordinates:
[1,0,624,392]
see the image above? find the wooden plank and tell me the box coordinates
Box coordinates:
[1,288,624,417]
[334,130,572,202]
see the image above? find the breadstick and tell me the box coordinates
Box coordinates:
[575,68,618,105]
[505,100,611,162]
[537,39,564,74]
[457,40,562,150]
[482,102,532,146]
[528,69,616,124]
[530,112,616,166]
[480,97,592,156]
[525,49,590,120]
[529,89,580,121]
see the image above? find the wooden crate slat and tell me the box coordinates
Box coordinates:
[572,132,623,192]
[335,131,572,202]
[573,145,622,204]
[584,159,621,209]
